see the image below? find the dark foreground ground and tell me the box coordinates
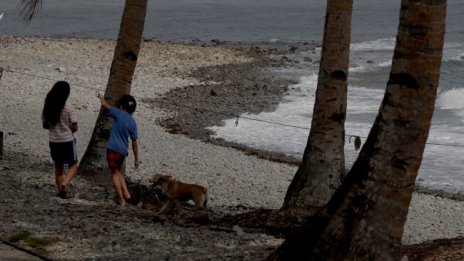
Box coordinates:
[156,42,464,261]
[1,39,463,260]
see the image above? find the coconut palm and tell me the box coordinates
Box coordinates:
[283,0,353,211]
[268,0,447,259]
[78,0,148,181]
[19,0,148,182]
[18,0,42,21]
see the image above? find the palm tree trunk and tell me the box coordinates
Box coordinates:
[283,0,352,210]
[78,0,148,183]
[269,0,446,259]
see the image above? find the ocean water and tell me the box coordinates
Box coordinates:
[1,0,464,194]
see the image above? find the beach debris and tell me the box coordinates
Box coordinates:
[0,67,3,80]
[210,39,222,45]
[210,89,218,96]
[232,225,245,236]
[349,135,362,151]
[303,57,313,62]
[0,13,3,21]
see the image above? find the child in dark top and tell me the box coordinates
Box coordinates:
[42,81,79,199]
[97,92,139,208]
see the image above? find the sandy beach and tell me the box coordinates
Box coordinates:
[1,36,464,260]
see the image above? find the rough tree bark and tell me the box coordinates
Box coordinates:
[269,0,447,259]
[284,0,353,210]
[78,0,148,183]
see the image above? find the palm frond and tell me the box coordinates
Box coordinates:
[17,0,43,22]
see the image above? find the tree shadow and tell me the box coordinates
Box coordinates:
[125,179,317,238]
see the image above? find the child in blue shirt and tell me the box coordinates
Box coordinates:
[98,93,139,208]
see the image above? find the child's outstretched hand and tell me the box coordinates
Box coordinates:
[97,92,105,103]
[97,92,111,110]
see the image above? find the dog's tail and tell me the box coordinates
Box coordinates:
[203,188,208,209]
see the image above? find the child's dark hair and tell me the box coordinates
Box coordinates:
[118,95,137,114]
[42,81,70,127]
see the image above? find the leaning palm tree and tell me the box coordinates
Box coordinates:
[19,0,148,182]
[268,0,447,259]
[78,0,148,181]
[283,0,353,211]
[18,0,42,21]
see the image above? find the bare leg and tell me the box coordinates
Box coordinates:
[55,165,64,191]
[61,162,78,191]
[118,173,131,199]
[112,170,125,208]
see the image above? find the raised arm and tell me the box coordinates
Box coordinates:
[97,92,111,110]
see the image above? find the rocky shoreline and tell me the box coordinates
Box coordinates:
[156,42,313,165]
[1,36,464,260]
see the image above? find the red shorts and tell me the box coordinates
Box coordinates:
[107,149,125,171]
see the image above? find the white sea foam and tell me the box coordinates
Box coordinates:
[269,38,281,43]
[210,62,464,194]
[436,87,464,127]
[208,74,318,157]
[441,42,464,61]
[347,86,383,114]
[437,88,464,110]
[349,60,391,73]
[445,53,464,62]
[378,60,392,67]
[208,74,384,159]
[350,38,395,52]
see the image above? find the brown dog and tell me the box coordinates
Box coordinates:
[152,173,208,215]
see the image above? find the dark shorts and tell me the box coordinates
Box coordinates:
[49,139,78,167]
[107,149,126,171]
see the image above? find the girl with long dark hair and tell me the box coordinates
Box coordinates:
[42,81,78,198]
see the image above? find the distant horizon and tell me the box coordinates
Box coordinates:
[0,0,399,43]
[1,0,462,44]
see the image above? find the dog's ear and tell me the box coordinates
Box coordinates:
[163,175,174,182]
[152,174,162,183]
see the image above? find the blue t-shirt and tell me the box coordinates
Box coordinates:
[106,107,138,155]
